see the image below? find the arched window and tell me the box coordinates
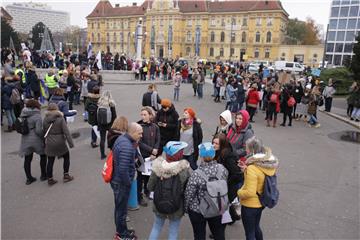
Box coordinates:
[210,47,214,56]
[210,32,215,42]
[241,32,246,43]
[255,32,260,43]
[220,32,225,42]
[186,47,191,55]
[254,48,259,58]
[97,33,101,42]
[187,31,192,41]
[265,48,270,58]
[266,31,272,43]
[220,48,224,57]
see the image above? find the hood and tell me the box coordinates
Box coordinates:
[220,110,232,125]
[44,110,63,122]
[137,120,152,126]
[87,93,100,99]
[20,107,41,118]
[246,148,279,176]
[238,110,250,130]
[151,157,190,179]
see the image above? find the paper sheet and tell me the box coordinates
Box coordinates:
[143,157,152,176]
[221,209,233,224]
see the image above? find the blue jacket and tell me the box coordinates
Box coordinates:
[49,95,76,117]
[111,133,137,185]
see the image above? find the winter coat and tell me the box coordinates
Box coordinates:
[247,89,260,108]
[18,108,45,157]
[184,160,228,213]
[280,89,292,113]
[26,70,40,93]
[138,120,161,158]
[142,91,161,111]
[216,148,243,202]
[49,95,76,117]
[227,123,254,159]
[236,84,246,105]
[147,157,190,219]
[107,129,124,150]
[66,74,76,93]
[293,85,304,103]
[87,79,100,93]
[97,104,117,131]
[347,87,360,107]
[111,133,137,186]
[322,85,336,98]
[176,118,203,161]
[1,81,15,110]
[43,110,74,157]
[226,84,237,102]
[85,93,100,126]
[155,105,179,146]
[238,150,279,208]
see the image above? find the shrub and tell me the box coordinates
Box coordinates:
[320,67,354,95]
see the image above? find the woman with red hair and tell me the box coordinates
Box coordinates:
[176,107,203,170]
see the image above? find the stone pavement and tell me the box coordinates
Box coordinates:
[1,83,359,239]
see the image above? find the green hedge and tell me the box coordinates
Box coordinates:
[320,67,354,95]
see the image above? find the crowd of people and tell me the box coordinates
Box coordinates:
[1,45,359,240]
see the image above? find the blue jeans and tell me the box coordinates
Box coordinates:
[241,206,264,240]
[197,84,204,99]
[111,181,132,238]
[184,154,197,170]
[308,114,318,125]
[148,215,181,240]
[5,109,16,126]
[174,87,180,101]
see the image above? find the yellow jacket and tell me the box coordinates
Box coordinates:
[237,152,278,208]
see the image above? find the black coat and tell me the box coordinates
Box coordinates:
[142,91,161,111]
[137,120,161,158]
[176,118,203,161]
[107,129,123,150]
[293,85,304,103]
[155,105,179,147]
[26,70,40,93]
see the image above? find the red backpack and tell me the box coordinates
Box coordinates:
[102,150,113,183]
[287,96,296,107]
[270,93,278,103]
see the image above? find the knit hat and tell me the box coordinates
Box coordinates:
[184,107,196,119]
[161,98,172,108]
[198,142,215,159]
[163,141,188,162]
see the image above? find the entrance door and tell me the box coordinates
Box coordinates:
[159,46,164,58]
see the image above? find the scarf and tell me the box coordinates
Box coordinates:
[181,118,193,132]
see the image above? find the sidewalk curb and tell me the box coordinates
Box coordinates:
[320,110,360,129]
[104,80,173,85]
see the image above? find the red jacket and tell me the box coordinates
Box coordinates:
[247,89,260,106]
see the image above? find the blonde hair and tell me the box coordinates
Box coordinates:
[141,106,155,121]
[111,116,128,132]
[98,90,116,107]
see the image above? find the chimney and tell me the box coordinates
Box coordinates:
[115,4,120,7]
[133,2,137,6]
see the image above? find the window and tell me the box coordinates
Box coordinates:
[97,33,101,42]
[350,6,359,16]
[254,48,259,58]
[242,18,248,26]
[340,7,349,17]
[331,7,339,17]
[113,32,117,42]
[343,0,350,4]
[187,31,191,41]
[187,18,192,26]
[313,53,318,58]
[231,32,235,42]
[211,17,216,26]
[230,48,235,56]
[107,33,110,42]
[358,19,360,29]
[186,47,191,55]
[256,18,261,26]
[196,17,201,25]
[98,22,100,28]
[333,0,340,5]
[282,52,286,57]
[220,32,225,42]
[265,48,270,58]
[241,32,246,43]
[160,19,164,26]
[337,31,345,41]
[266,31,272,43]
[335,43,344,52]
[221,18,225,26]
[91,33,94,42]
[211,32,215,42]
[352,0,359,4]
[348,19,357,29]
[328,31,336,41]
[107,22,109,29]
[255,31,261,43]
[231,18,236,25]
[338,19,347,29]
[346,31,355,41]
[210,47,214,56]
[344,43,353,52]
[220,48,224,57]
[91,23,94,29]
[326,43,334,52]
[267,17,273,26]
[334,55,342,65]
[329,19,337,29]
[326,54,333,64]
[285,63,294,68]
[342,55,352,66]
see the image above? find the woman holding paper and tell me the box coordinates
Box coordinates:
[137,106,160,206]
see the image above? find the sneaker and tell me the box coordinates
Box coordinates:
[139,198,148,207]
[314,123,321,128]
[40,175,47,181]
[91,142,98,148]
[280,123,285,127]
[48,178,58,186]
[63,174,74,183]
[26,177,37,185]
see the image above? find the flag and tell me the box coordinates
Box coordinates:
[87,42,92,59]
[96,51,102,70]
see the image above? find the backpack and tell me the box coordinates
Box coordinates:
[10,88,21,105]
[197,166,229,218]
[270,93,278,103]
[14,117,29,135]
[102,150,113,183]
[154,175,182,214]
[258,174,279,209]
[97,106,112,125]
[87,101,98,125]
[287,96,296,107]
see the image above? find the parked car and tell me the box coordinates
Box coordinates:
[274,61,304,73]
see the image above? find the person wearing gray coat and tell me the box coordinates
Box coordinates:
[18,100,47,185]
[43,103,74,186]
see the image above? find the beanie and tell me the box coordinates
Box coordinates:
[161,98,172,108]
[184,107,196,119]
[198,142,215,159]
[163,141,188,163]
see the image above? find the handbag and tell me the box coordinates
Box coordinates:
[229,199,242,221]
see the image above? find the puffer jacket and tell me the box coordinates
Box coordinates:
[147,157,190,219]
[184,160,228,213]
[43,110,74,157]
[238,149,279,208]
[18,108,45,157]
[138,120,160,158]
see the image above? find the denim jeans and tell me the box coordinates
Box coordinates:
[241,206,264,240]
[148,215,181,240]
[184,154,197,170]
[5,109,16,126]
[352,107,360,120]
[197,84,204,99]
[308,114,318,125]
[174,87,180,101]
[188,210,225,240]
[111,181,132,238]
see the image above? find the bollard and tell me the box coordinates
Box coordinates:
[127,179,138,209]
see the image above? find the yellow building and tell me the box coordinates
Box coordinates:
[86,0,289,62]
[278,44,324,67]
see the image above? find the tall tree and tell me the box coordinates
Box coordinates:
[303,17,320,45]
[350,33,360,80]
[1,17,20,52]
[31,22,54,50]
[285,18,320,45]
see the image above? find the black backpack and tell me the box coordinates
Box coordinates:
[15,117,29,135]
[87,101,98,125]
[154,175,182,214]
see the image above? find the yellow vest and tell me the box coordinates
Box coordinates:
[15,69,26,83]
[45,74,57,89]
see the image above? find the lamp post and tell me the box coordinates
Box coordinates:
[135,17,144,63]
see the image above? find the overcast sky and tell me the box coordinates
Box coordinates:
[3,0,332,28]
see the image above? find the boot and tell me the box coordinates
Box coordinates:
[48,178,58,186]
[273,117,277,128]
[26,177,37,185]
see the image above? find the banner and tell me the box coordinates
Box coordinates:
[96,51,102,70]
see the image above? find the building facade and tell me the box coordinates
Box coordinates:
[325,0,360,66]
[5,3,70,34]
[86,0,289,62]
[1,7,13,25]
[278,45,324,67]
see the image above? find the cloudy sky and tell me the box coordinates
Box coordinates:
[3,0,332,28]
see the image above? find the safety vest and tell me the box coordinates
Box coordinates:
[45,74,57,89]
[15,69,26,83]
